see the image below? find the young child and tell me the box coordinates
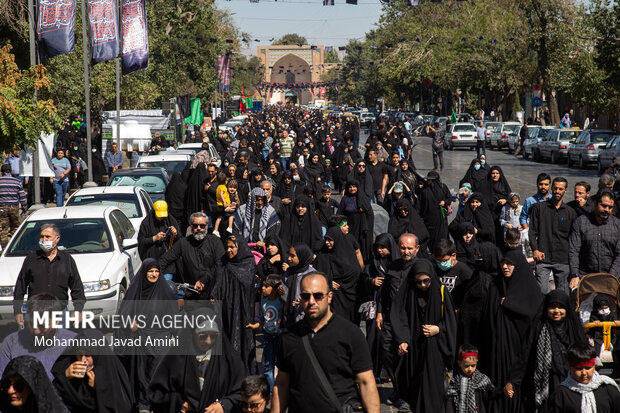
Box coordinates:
[446,344,496,413]
[233,375,271,413]
[588,294,619,364]
[504,227,533,263]
[499,192,523,234]
[549,342,620,412]
[213,173,236,238]
[246,275,283,391]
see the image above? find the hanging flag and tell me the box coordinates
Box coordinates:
[87,0,120,64]
[37,0,77,59]
[451,107,457,124]
[121,0,149,74]
[177,94,191,119]
[184,98,204,125]
[219,55,231,92]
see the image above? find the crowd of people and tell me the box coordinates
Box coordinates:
[1,106,620,413]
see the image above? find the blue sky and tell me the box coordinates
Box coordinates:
[214,0,384,56]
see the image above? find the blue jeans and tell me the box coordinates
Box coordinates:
[53,179,69,207]
[535,262,570,295]
[263,150,270,161]
[281,157,290,170]
[263,332,279,391]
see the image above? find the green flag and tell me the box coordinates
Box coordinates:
[245,97,253,110]
[451,108,457,124]
[184,98,204,126]
[232,111,240,117]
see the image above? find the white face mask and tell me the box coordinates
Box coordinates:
[39,240,55,252]
[598,308,611,316]
[293,175,300,181]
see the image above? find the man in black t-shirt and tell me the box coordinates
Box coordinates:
[272,272,380,413]
[366,148,390,203]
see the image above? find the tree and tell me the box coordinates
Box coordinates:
[324,49,340,63]
[273,34,308,46]
[0,44,61,152]
[229,55,265,96]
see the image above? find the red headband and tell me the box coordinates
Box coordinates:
[459,352,478,360]
[568,359,596,369]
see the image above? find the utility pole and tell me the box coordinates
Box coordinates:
[80,0,93,182]
[28,0,41,205]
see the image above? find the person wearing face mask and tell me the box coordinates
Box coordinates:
[158,212,225,293]
[569,189,620,290]
[433,239,473,301]
[459,158,489,193]
[90,145,106,185]
[587,294,620,372]
[13,224,85,326]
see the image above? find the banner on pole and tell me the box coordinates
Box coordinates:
[88,0,120,64]
[216,55,231,93]
[37,0,77,59]
[121,0,148,75]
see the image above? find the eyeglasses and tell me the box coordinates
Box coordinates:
[192,223,207,229]
[299,292,326,301]
[357,164,366,168]
[1,378,27,393]
[415,278,432,286]
[197,332,219,340]
[241,400,266,410]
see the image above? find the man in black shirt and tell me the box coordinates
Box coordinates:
[272,272,380,413]
[433,238,473,307]
[366,148,389,203]
[528,177,577,294]
[567,181,593,216]
[13,224,85,325]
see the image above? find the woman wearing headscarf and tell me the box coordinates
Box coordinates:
[185,162,209,217]
[303,152,325,196]
[479,249,543,413]
[459,157,489,193]
[391,159,418,202]
[281,243,317,327]
[526,290,587,412]
[165,171,188,234]
[368,233,401,379]
[417,171,453,251]
[390,259,458,413]
[338,179,375,264]
[348,159,375,201]
[449,192,496,244]
[388,198,430,253]
[276,170,297,216]
[279,195,324,253]
[90,145,106,185]
[116,259,177,412]
[137,201,181,263]
[148,310,244,413]
[315,227,361,322]
[51,330,134,413]
[0,356,68,413]
[210,236,258,375]
[256,235,284,282]
[480,166,512,242]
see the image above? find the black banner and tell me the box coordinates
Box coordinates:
[121,0,148,75]
[37,0,77,60]
[88,0,120,64]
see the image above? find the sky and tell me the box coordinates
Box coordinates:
[213,0,384,56]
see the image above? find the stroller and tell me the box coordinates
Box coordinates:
[574,273,620,363]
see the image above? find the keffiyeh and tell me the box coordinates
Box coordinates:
[561,371,619,413]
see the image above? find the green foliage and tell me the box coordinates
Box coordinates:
[512,94,523,112]
[324,49,340,63]
[229,55,265,96]
[273,34,308,46]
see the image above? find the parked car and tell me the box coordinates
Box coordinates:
[456,113,475,123]
[446,123,477,150]
[524,126,554,160]
[177,143,222,167]
[107,167,169,202]
[506,125,525,153]
[568,129,617,169]
[0,205,140,322]
[360,112,376,128]
[484,122,502,141]
[65,186,153,234]
[489,122,521,149]
[597,135,620,173]
[536,128,582,163]
[137,153,191,177]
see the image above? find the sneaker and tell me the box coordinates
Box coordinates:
[226,227,233,233]
[394,399,412,412]
[212,230,220,238]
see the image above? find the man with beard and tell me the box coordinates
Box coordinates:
[519,173,551,230]
[569,189,620,289]
[234,187,280,246]
[272,272,380,413]
[260,180,283,219]
[159,212,225,293]
[375,233,419,411]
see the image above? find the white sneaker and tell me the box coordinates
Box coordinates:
[226,227,233,233]
[212,230,220,238]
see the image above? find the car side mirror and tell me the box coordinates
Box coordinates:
[121,238,138,250]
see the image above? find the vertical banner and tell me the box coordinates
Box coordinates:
[88,0,120,64]
[219,55,231,93]
[121,0,148,75]
[37,0,77,59]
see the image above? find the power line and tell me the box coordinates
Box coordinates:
[232,15,375,21]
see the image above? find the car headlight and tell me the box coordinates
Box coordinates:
[0,286,14,297]
[83,280,111,293]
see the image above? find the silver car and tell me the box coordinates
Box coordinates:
[536,129,582,164]
[567,129,617,169]
[446,123,477,150]
[489,122,521,149]
[507,125,524,153]
[597,135,620,174]
[524,126,555,160]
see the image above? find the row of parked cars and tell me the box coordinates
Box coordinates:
[0,140,222,323]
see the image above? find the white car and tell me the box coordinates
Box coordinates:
[65,186,153,234]
[177,143,222,167]
[137,153,191,177]
[0,206,141,321]
[446,123,477,150]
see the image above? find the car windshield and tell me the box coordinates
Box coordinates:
[528,127,541,138]
[590,132,615,143]
[486,123,501,132]
[504,124,521,133]
[454,124,476,132]
[538,129,554,139]
[6,219,113,256]
[559,131,580,142]
[66,193,141,218]
[179,147,202,155]
[138,161,188,176]
[109,174,166,194]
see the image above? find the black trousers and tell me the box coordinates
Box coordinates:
[476,140,486,157]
